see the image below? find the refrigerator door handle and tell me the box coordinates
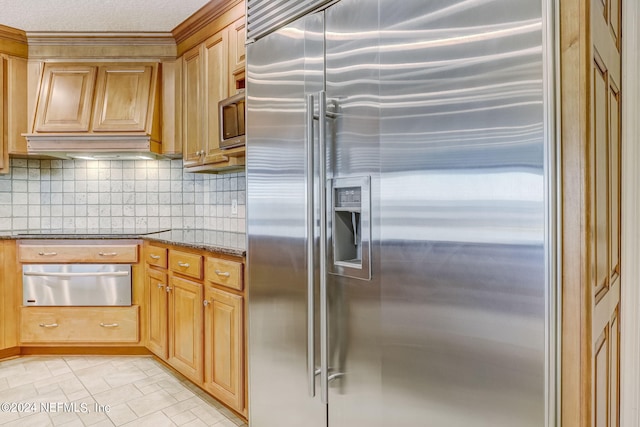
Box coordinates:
[306,93,316,398]
[318,90,329,405]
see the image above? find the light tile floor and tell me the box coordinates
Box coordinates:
[0,355,248,427]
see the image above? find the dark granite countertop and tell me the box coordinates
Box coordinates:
[0,228,246,257]
[143,229,246,257]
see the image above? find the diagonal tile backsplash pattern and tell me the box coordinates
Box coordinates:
[0,158,246,233]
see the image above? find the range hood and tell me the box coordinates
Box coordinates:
[24,59,176,161]
[24,133,166,160]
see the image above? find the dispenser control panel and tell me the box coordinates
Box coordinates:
[328,176,371,281]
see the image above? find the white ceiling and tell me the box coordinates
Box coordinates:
[0,0,213,32]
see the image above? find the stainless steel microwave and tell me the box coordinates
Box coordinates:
[219,91,246,149]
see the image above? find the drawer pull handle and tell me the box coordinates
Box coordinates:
[38,252,57,256]
[157,283,165,289]
[39,323,59,328]
[100,323,119,328]
[99,252,118,257]
[149,254,161,260]
[177,262,190,268]
[215,270,231,277]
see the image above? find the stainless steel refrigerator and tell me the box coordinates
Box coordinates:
[246,0,556,426]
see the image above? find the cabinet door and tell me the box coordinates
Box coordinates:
[34,64,97,132]
[92,65,154,132]
[203,29,229,163]
[147,268,168,359]
[168,275,203,382]
[182,46,204,167]
[228,17,246,95]
[203,286,244,412]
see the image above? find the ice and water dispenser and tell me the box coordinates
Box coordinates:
[328,176,371,280]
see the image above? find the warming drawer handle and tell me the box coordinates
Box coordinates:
[38,252,57,256]
[23,271,130,278]
[39,323,59,328]
[99,323,119,328]
[149,254,161,260]
[99,252,118,257]
[177,262,190,268]
[214,269,231,277]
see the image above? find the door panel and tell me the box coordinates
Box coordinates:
[246,11,326,427]
[183,46,203,166]
[379,0,547,426]
[35,65,96,132]
[591,0,622,424]
[204,30,228,161]
[147,268,168,359]
[325,1,382,426]
[168,276,203,382]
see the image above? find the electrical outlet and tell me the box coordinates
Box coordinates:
[231,199,238,215]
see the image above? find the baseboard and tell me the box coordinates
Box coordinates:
[19,346,152,356]
[0,347,21,360]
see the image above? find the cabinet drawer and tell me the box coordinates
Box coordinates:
[19,244,138,263]
[169,250,203,279]
[146,245,168,268]
[206,258,243,291]
[20,306,139,344]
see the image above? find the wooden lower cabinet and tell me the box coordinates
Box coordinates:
[147,267,168,358]
[203,286,244,412]
[168,275,204,383]
[144,241,246,417]
[20,306,139,344]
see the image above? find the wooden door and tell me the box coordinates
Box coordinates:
[203,29,229,163]
[203,286,244,412]
[34,64,96,132]
[92,64,154,132]
[561,0,623,424]
[182,45,204,167]
[168,275,204,382]
[147,268,168,359]
[591,0,622,426]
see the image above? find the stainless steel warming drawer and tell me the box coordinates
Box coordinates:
[23,264,132,306]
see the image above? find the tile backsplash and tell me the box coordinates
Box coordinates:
[0,158,246,233]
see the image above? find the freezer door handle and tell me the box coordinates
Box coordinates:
[306,93,316,398]
[318,90,329,405]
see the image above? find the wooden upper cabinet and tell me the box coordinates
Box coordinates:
[228,17,246,94]
[31,62,160,136]
[34,64,97,132]
[183,45,204,167]
[92,65,154,132]
[179,11,246,173]
[204,29,229,161]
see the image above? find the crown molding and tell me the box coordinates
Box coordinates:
[0,24,28,57]
[172,0,243,44]
[26,32,177,60]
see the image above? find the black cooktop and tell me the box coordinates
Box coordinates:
[14,228,170,236]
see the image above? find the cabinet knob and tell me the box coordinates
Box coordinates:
[203,299,210,307]
[166,286,172,293]
[157,283,165,289]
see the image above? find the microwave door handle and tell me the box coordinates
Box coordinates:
[23,271,130,277]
